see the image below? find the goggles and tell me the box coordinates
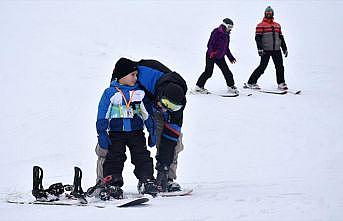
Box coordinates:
[160,97,183,112]
[223,23,233,30]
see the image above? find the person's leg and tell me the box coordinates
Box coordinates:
[196,54,215,88]
[215,58,235,87]
[103,132,127,187]
[126,131,154,181]
[127,131,157,195]
[248,53,271,84]
[271,50,285,84]
[95,143,108,182]
[168,133,184,180]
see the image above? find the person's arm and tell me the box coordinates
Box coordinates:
[226,36,236,63]
[96,89,112,149]
[141,95,157,147]
[279,27,288,56]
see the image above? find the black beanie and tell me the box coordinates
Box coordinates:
[162,83,185,105]
[112,58,137,81]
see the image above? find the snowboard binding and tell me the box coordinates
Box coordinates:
[32,166,87,203]
[86,175,123,200]
[32,166,48,200]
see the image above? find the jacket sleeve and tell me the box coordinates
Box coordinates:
[141,95,155,134]
[96,89,111,134]
[279,29,288,53]
[226,35,235,61]
[255,24,263,50]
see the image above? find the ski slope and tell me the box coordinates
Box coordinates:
[1,1,342,220]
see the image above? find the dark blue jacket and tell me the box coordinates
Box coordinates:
[136,60,187,166]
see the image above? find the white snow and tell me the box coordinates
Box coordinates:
[1,0,343,220]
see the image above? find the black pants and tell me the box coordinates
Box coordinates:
[248,50,285,85]
[103,131,153,187]
[196,54,235,87]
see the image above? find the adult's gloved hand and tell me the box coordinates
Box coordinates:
[145,117,157,147]
[148,133,157,147]
[283,50,288,57]
[258,49,264,56]
[228,56,236,64]
[97,132,111,149]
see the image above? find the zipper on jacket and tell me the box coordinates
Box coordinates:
[272,26,275,50]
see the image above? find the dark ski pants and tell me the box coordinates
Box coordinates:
[196,54,235,88]
[154,111,184,180]
[103,131,154,187]
[248,50,285,85]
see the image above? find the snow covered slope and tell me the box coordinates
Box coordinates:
[1,1,342,220]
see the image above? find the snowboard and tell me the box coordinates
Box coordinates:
[158,188,193,197]
[127,188,193,198]
[6,193,149,208]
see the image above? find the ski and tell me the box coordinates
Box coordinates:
[189,89,251,97]
[214,93,239,97]
[243,83,287,95]
[287,89,302,95]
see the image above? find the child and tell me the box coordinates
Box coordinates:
[95,58,158,199]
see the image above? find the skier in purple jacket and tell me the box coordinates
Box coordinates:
[195,18,238,95]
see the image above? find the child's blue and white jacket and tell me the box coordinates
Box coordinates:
[96,81,155,148]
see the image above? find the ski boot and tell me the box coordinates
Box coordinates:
[227,85,239,95]
[194,85,210,94]
[167,179,182,192]
[137,178,158,197]
[245,83,260,90]
[87,175,124,200]
[156,163,169,192]
[278,82,288,90]
[99,185,123,200]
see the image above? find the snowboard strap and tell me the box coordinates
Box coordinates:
[32,166,48,200]
[70,167,87,204]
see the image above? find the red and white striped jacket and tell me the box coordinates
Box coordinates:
[255,17,287,52]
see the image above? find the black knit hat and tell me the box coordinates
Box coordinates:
[112,58,137,81]
[162,83,185,105]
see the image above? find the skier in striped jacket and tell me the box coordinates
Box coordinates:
[246,6,289,90]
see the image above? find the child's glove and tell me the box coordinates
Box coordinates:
[258,49,264,56]
[97,132,111,149]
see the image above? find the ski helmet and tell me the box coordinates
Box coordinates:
[222,18,234,30]
[264,6,274,18]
